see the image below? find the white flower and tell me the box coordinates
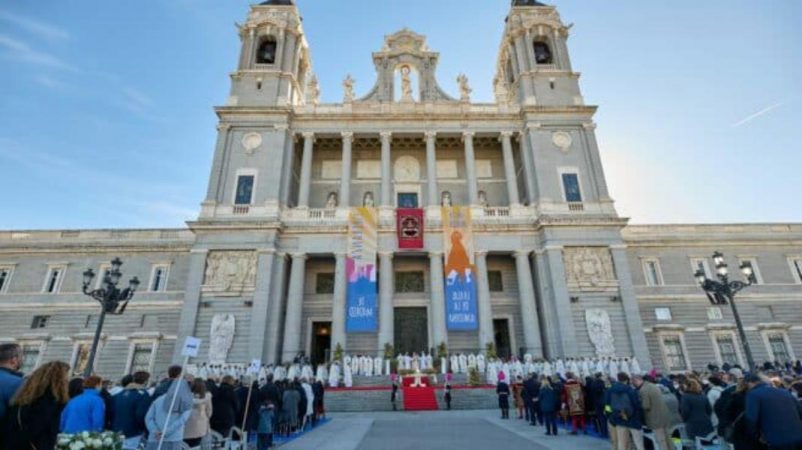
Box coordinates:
[70,441,85,450]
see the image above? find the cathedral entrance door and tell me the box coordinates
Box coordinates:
[493,319,512,359]
[394,307,428,355]
[310,321,331,365]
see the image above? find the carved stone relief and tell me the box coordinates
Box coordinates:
[209,313,235,364]
[241,133,262,156]
[585,309,616,357]
[204,251,257,292]
[563,247,617,290]
[552,131,572,152]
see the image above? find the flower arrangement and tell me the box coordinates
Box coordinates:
[56,431,124,450]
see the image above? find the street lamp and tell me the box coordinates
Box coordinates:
[693,251,756,371]
[81,257,140,377]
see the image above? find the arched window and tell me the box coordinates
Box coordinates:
[533,41,553,65]
[256,37,277,64]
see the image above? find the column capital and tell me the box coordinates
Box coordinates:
[274,124,290,131]
[424,131,437,141]
[428,251,444,258]
[525,123,542,132]
[301,131,315,142]
[341,131,354,141]
[498,131,514,141]
[290,252,307,260]
[257,248,277,255]
[461,130,475,141]
[378,251,394,259]
[379,131,392,141]
[582,122,597,131]
[475,250,488,258]
[513,249,533,258]
[334,251,347,257]
[216,123,231,132]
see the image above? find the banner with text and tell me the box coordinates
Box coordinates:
[346,207,378,332]
[396,208,424,249]
[442,206,478,330]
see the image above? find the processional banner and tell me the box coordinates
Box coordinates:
[396,208,424,249]
[346,207,378,332]
[442,206,478,330]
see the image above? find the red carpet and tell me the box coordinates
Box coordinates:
[401,376,438,411]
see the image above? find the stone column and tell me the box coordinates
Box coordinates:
[429,251,448,347]
[425,131,438,207]
[499,131,520,206]
[532,250,557,358]
[524,29,536,70]
[462,131,479,205]
[582,123,611,201]
[331,252,347,353]
[340,132,353,207]
[475,251,494,350]
[282,253,307,362]
[275,28,286,71]
[514,250,543,357]
[378,252,394,355]
[380,131,392,207]
[523,126,543,201]
[265,253,288,364]
[297,132,315,208]
[205,124,231,203]
[249,249,276,361]
[543,246,577,356]
[173,249,208,363]
[610,245,652,369]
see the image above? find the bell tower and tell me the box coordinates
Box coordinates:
[228,0,314,107]
[494,0,583,106]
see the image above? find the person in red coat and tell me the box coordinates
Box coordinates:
[561,372,587,434]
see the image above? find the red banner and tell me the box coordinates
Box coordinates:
[397,208,424,249]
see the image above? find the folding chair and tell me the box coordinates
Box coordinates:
[694,432,719,450]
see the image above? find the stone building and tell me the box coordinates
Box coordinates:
[1,0,800,378]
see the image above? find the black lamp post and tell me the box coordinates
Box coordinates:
[694,251,755,371]
[81,257,139,377]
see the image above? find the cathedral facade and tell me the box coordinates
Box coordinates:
[1,0,800,378]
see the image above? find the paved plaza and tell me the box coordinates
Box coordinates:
[279,410,610,450]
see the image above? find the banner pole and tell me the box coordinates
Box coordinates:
[157,355,189,450]
[240,373,256,445]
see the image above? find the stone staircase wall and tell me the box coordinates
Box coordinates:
[325,385,496,412]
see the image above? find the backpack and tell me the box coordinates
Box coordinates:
[609,390,634,422]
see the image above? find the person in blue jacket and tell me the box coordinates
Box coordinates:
[111,371,154,449]
[745,374,802,450]
[604,372,645,450]
[538,377,560,436]
[0,343,24,421]
[61,375,106,433]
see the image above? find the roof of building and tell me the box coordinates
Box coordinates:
[259,0,294,5]
[512,0,549,6]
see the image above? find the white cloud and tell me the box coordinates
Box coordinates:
[0,33,78,71]
[34,74,69,90]
[0,10,70,41]
[731,101,785,128]
[121,86,154,108]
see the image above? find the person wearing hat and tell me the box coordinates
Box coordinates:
[496,371,510,419]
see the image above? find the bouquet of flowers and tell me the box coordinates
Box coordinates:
[56,431,124,450]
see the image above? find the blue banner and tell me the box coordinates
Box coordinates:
[443,206,478,330]
[445,269,478,330]
[346,208,378,332]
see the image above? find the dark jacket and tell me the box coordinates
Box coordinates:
[210,383,240,435]
[110,384,153,438]
[312,381,324,408]
[152,378,173,400]
[522,378,538,406]
[0,367,23,422]
[538,385,560,413]
[496,382,510,409]
[236,382,260,431]
[745,383,802,448]
[680,392,713,439]
[588,377,606,413]
[60,389,106,433]
[716,386,764,450]
[259,382,281,411]
[604,382,643,429]
[4,391,66,450]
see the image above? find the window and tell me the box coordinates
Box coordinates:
[129,343,154,373]
[707,307,723,321]
[149,264,170,292]
[315,273,335,294]
[715,335,739,366]
[395,271,425,293]
[43,265,66,293]
[533,41,553,64]
[655,307,672,321]
[768,334,791,363]
[690,258,711,279]
[20,344,41,373]
[255,37,277,64]
[31,315,50,329]
[642,259,663,286]
[235,175,255,205]
[561,172,582,202]
[0,266,12,293]
[789,258,802,284]
[738,258,761,284]
[661,335,688,372]
[487,271,504,292]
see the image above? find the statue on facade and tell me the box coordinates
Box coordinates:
[343,74,355,103]
[325,192,338,209]
[363,191,375,207]
[493,75,509,104]
[441,191,452,207]
[478,190,488,207]
[400,65,414,102]
[457,73,472,102]
[306,75,320,105]
[585,308,616,357]
[209,313,236,364]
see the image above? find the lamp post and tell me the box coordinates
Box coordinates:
[81,257,139,377]
[694,251,755,371]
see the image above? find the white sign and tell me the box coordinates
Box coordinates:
[181,336,202,358]
[249,359,262,374]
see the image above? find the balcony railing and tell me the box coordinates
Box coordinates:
[483,207,511,218]
[567,202,585,212]
[232,205,250,215]
[308,208,336,220]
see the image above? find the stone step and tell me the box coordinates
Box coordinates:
[324,386,497,412]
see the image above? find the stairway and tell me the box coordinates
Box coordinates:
[402,385,439,411]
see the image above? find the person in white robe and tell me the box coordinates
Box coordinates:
[351,355,360,375]
[315,364,326,382]
[344,354,352,373]
[302,364,314,380]
[328,362,340,387]
[396,354,404,372]
[620,358,631,376]
[595,358,605,375]
[487,360,498,385]
[365,356,374,377]
[568,358,580,376]
[501,361,511,384]
[630,356,642,375]
[477,355,486,374]
[403,353,412,371]
[450,354,459,373]
[425,353,433,371]
[543,360,553,377]
[468,353,477,369]
[198,364,209,380]
[555,359,566,377]
[440,357,447,374]
[374,356,383,376]
[609,358,619,378]
[343,364,353,388]
[458,353,468,374]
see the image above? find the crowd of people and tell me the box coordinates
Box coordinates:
[493,361,802,450]
[0,343,326,450]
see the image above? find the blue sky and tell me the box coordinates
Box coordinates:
[0,1,799,229]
